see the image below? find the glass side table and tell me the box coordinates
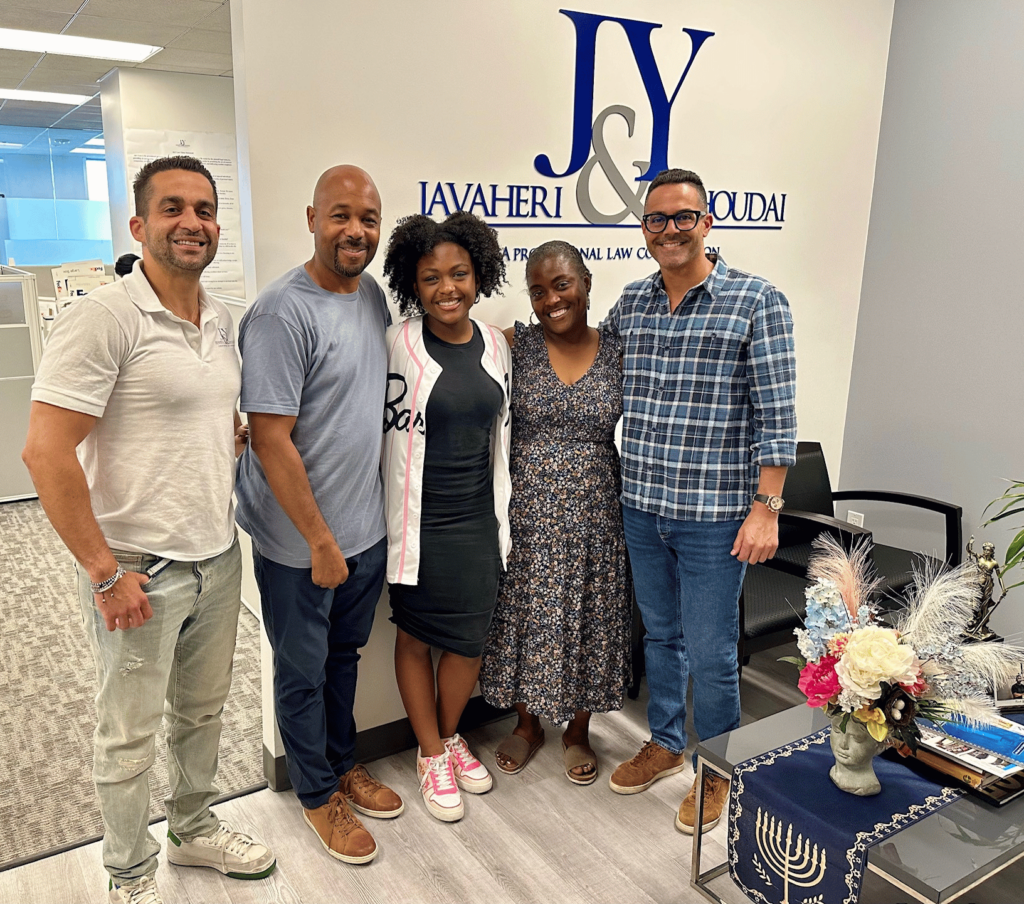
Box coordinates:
[691,705,1024,904]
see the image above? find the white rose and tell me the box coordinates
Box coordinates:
[835,626,917,701]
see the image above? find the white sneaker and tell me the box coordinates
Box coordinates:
[166,821,277,879]
[445,733,493,793]
[109,875,162,904]
[417,749,464,822]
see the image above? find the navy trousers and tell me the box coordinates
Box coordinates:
[254,538,386,809]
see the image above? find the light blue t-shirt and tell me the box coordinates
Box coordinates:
[235,266,391,567]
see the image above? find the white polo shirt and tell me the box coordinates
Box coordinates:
[32,262,240,561]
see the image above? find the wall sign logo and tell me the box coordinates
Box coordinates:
[419,8,786,233]
[534,9,713,224]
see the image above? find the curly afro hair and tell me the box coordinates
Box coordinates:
[383,211,506,317]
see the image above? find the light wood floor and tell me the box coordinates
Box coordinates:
[6,647,1019,903]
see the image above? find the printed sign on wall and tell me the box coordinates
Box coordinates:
[124,129,245,299]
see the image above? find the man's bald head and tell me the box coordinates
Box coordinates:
[312,165,380,211]
[305,165,382,293]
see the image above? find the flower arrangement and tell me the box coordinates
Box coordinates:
[785,535,1024,751]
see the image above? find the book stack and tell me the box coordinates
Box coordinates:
[908,716,1024,806]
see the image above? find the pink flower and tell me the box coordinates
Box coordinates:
[900,674,928,697]
[798,655,842,708]
[828,634,850,656]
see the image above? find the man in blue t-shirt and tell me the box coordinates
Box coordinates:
[235,165,401,866]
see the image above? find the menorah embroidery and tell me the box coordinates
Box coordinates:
[754,807,827,904]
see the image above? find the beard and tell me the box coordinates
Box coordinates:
[332,242,372,278]
[148,232,217,273]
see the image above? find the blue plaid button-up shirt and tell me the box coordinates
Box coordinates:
[604,254,797,522]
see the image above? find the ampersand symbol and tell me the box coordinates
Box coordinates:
[575,104,651,224]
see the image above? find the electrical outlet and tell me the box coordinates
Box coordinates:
[847,511,865,527]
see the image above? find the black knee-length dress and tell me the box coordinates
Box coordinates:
[388,322,504,658]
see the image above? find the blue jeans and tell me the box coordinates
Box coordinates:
[621,507,745,762]
[77,540,242,882]
[254,538,385,809]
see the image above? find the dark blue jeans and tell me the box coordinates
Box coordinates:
[254,538,386,809]
[622,506,746,764]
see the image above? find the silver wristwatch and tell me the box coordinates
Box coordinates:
[752,493,785,513]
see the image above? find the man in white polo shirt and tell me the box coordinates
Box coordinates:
[22,156,275,904]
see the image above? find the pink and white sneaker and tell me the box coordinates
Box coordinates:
[417,749,464,822]
[445,733,493,793]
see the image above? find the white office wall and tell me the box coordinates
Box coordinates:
[842,0,1024,640]
[231,0,895,731]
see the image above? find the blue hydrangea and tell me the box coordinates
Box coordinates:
[794,578,854,661]
[931,662,988,700]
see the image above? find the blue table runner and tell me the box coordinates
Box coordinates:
[727,727,963,904]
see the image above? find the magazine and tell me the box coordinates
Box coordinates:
[918,715,1024,768]
[916,723,1023,779]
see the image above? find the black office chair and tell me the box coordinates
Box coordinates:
[627,441,962,696]
[738,441,963,665]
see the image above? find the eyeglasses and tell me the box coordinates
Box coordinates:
[641,209,707,233]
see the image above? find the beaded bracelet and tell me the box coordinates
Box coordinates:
[90,564,125,594]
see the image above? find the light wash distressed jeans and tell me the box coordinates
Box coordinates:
[76,539,241,882]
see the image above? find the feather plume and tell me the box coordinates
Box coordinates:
[928,692,1004,728]
[807,534,879,621]
[894,563,981,647]
[957,641,1024,690]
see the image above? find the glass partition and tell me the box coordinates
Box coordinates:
[0,126,112,268]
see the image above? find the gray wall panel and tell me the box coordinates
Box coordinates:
[842,0,1024,638]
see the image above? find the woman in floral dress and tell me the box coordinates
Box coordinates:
[480,241,632,784]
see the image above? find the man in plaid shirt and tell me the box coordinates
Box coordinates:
[603,169,797,835]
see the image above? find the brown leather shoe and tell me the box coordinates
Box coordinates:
[675,772,729,835]
[340,764,405,818]
[303,791,377,864]
[609,740,686,794]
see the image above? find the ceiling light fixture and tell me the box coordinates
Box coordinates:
[0,141,24,148]
[0,88,93,105]
[70,147,104,154]
[84,137,104,146]
[0,27,161,63]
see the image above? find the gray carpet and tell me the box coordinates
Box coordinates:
[0,500,263,870]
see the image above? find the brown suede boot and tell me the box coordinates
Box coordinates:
[303,791,377,864]
[609,740,686,794]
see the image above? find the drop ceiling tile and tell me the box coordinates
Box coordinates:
[0,67,38,81]
[18,75,102,96]
[30,55,115,79]
[58,114,104,129]
[138,47,231,71]
[0,7,74,31]
[0,49,44,70]
[198,3,231,33]
[167,28,231,54]
[18,68,103,87]
[76,0,221,29]
[0,106,66,128]
[62,14,188,47]
[1,0,84,13]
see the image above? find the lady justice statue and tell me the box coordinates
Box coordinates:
[965,537,1007,641]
